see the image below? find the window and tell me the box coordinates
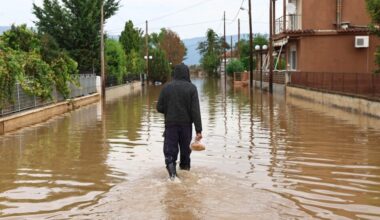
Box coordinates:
[289,46,297,70]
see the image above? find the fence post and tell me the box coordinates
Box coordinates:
[356,73,358,94]
[17,84,21,112]
[372,74,375,97]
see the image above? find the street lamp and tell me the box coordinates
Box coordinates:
[255,44,268,90]
[143,55,153,85]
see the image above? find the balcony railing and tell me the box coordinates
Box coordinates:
[275,15,302,35]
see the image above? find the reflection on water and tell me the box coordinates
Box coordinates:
[0,78,380,219]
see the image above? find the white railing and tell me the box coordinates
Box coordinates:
[275,15,302,34]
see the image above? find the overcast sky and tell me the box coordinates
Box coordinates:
[0,0,284,39]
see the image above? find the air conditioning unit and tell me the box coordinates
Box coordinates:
[355,36,369,48]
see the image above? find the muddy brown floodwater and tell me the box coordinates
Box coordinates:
[1,78,380,220]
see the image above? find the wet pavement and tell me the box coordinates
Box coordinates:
[0,78,380,219]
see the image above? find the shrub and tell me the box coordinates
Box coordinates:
[226,59,245,76]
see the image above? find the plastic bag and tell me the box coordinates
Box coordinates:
[190,139,206,151]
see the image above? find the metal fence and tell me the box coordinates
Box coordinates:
[106,74,141,87]
[290,72,380,98]
[0,74,97,117]
[253,70,286,84]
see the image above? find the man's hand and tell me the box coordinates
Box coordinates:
[195,132,203,141]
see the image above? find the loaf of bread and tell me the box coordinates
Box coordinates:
[191,141,205,151]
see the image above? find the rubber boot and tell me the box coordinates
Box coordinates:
[179,164,190,171]
[166,163,176,180]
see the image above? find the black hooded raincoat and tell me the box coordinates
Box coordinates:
[156,64,202,133]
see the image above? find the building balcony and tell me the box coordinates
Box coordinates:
[275,15,302,35]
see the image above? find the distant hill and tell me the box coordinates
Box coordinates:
[183,34,251,66]
[0,26,11,34]
[182,36,204,66]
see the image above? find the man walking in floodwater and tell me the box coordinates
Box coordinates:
[156,63,203,180]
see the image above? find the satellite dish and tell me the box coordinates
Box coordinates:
[287,3,297,15]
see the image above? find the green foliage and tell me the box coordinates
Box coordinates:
[33,0,120,72]
[149,32,164,47]
[201,52,220,77]
[19,53,54,99]
[366,0,380,35]
[366,0,380,73]
[238,34,268,70]
[198,29,223,77]
[39,33,61,63]
[375,47,380,74]
[105,39,126,84]
[275,57,287,70]
[148,48,171,83]
[119,20,145,77]
[143,29,182,83]
[0,47,23,105]
[198,29,223,55]
[126,49,145,77]
[51,53,78,97]
[239,56,250,71]
[1,24,40,52]
[119,20,143,54]
[0,24,78,105]
[226,59,244,76]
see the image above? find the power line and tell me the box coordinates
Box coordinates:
[215,14,224,35]
[231,0,246,23]
[137,0,216,25]
[150,19,223,31]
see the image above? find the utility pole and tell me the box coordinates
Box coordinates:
[100,1,105,100]
[269,0,274,93]
[238,18,241,58]
[224,11,227,86]
[230,36,233,60]
[248,0,254,88]
[145,20,149,85]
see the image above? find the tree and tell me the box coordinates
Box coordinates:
[119,20,145,76]
[126,50,145,77]
[33,0,120,73]
[119,20,143,54]
[148,48,171,83]
[105,39,126,85]
[366,0,380,73]
[197,29,223,77]
[159,29,186,66]
[238,34,268,70]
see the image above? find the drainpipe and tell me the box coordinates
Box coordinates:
[283,0,286,32]
[336,0,342,29]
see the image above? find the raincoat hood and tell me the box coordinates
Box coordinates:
[173,63,191,82]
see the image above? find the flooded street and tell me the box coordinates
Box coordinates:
[1,78,380,219]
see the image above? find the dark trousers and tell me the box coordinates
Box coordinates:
[163,124,192,169]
